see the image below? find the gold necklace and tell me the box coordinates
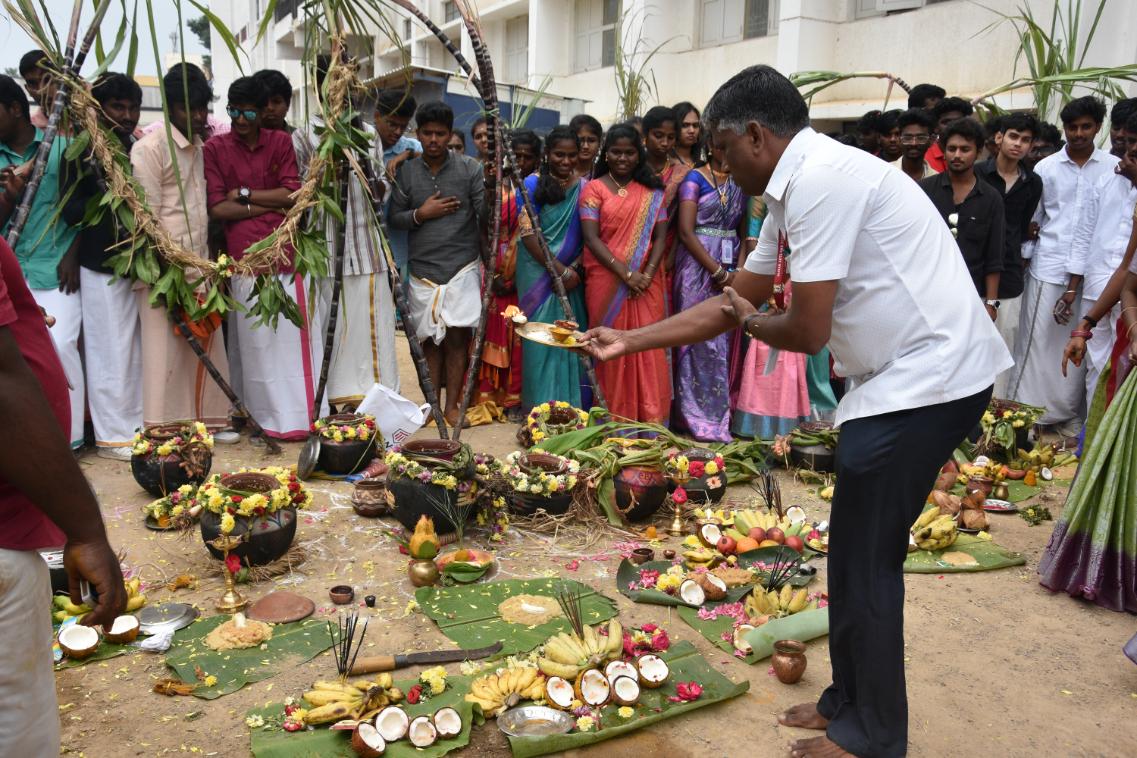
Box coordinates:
[610,176,632,197]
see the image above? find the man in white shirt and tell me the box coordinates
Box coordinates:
[1010,96,1119,438]
[1063,114,1137,411]
[583,65,1011,758]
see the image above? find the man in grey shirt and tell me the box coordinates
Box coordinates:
[389,101,486,427]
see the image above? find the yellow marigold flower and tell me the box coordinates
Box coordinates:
[203,675,218,687]
[575,716,595,732]
[618,706,634,719]
[156,443,174,456]
[220,512,236,534]
[705,461,719,475]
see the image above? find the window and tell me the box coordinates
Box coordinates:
[855,0,951,18]
[701,0,777,47]
[403,18,412,39]
[574,0,619,73]
[744,0,778,38]
[444,1,460,23]
[505,16,529,84]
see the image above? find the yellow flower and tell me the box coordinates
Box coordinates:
[704,461,719,475]
[531,430,546,441]
[569,699,582,710]
[156,443,174,456]
[575,716,595,732]
[982,412,995,424]
[291,708,308,723]
[203,675,218,687]
[172,505,185,517]
[618,706,634,719]
[420,665,448,695]
[332,431,344,442]
[1002,410,1013,418]
[656,574,682,592]
[1012,420,1025,428]
[220,512,236,534]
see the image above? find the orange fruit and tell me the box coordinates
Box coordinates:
[758,539,780,548]
[735,537,760,554]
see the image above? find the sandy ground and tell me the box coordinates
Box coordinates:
[54,339,1137,757]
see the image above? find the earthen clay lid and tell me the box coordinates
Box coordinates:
[247,591,315,624]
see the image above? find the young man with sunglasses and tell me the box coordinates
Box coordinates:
[203,77,316,442]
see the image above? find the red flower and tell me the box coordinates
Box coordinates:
[225,553,242,574]
[288,482,301,493]
[406,684,422,704]
[226,507,237,515]
[640,623,658,633]
[231,495,243,504]
[284,704,297,715]
[282,720,302,732]
[668,681,703,702]
[688,460,705,478]
[254,506,266,516]
[714,456,724,467]
[672,487,688,505]
[650,628,671,651]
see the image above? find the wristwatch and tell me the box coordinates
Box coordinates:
[985,299,1001,309]
[237,187,252,206]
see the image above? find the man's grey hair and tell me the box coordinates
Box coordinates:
[703,65,810,138]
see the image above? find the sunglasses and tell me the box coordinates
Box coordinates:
[226,107,258,122]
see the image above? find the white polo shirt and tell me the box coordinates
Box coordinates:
[745,128,1012,426]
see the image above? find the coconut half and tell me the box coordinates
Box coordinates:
[785,506,807,525]
[697,522,722,547]
[374,706,409,742]
[545,676,575,710]
[432,707,462,739]
[610,675,641,706]
[1040,466,1054,481]
[408,716,438,748]
[576,668,611,707]
[678,578,706,606]
[103,614,140,644]
[732,624,756,655]
[351,722,387,757]
[637,654,670,689]
[696,573,727,601]
[605,660,638,684]
[58,623,100,660]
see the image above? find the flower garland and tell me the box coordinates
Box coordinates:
[525,401,589,443]
[192,466,312,535]
[503,450,580,496]
[131,421,214,458]
[143,484,197,522]
[475,494,510,542]
[311,413,379,443]
[385,448,477,494]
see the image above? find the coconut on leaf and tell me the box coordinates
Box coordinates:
[785,506,807,525]
[697,522,722,548]
[57,624,100,660]
[695,572,727,601]
[103,615,140,644]
[637,654,670,688]
[408,716,438,748]
[374,706,409,742]
[432,707,461,739]
[575,668,611,707]
[678,578,706,606]
[605,660,638,684]
[732,624,755,655]
[610,675,641,706]
[545,677,575,710]
[352,722,386,757]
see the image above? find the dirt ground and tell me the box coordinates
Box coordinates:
[55,340,1137,757]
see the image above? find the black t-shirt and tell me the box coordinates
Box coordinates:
[975,158,1043,299]
[920,171,1006,298]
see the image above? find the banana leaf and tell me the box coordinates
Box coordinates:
[616,549,814,607]
[54,638,131,669]
[676,604,829,664]
[507,641,748,758]
[903,534,1025,573]
[247,674,476,758]
[165,615,335,699]
[415,578,617,656]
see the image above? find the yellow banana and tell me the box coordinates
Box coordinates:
[464,694,502,717]
[582,624,598,655]
[560,632,588,662]
[545,638,575,665]
[516,667,538,692]
[605,620,623,657]
[525,680,546,700]
[538,657,581,679]
[787,588,809,614]
[374,673,393,689]
[471,678,498,701]
[304,701,356,725]
[303,689,361,707]
[125,594,146,612]
[779,583,793,610]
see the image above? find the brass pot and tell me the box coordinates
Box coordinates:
[408,558,440,587]
[771,639,808,684]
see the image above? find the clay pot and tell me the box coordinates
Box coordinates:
[408,558,440,587]
[629,547,655,565]
[387,478,472,534]
[614,465,668,521]
[402,439,463,462]
[352,478,388,517]
[680,448,728,504]
[967,475,994,498]
[510,491,573,516]
[130,422,213,497]
[200,473,297,566]
[788,444,835,473]
[329,585,354,604]
[519,452,569,476]
[771,639,808,684]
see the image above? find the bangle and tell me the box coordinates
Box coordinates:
[412,209,422,226]
[559,268,573,281]
[744,236,758,243]
[1064,289,1077,294]
[1070,329,1093,339]
[743,313,763,338]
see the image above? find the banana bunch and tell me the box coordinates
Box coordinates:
[730,509,811,539]
[464,666,546,717]
[682,547,717,568]
[537,620,623,679]
[910,508,958,551]
[744,584,812,620]
[52,578,146,624]
[302,674,405,724]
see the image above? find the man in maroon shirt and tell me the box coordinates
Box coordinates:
[0,237,125,754]
[203,77,318,441]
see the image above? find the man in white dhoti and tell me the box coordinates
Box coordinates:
[1010,96,1118,439]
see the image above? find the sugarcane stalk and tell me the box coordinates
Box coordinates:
[311,160,349,420]
[5,0,112,249]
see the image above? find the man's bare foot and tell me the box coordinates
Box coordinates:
[444,411,471,429]
[788,735,854,757]
[778,703,829,730]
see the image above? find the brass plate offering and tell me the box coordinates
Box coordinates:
[498,705,574,737]
[516,321,586,350]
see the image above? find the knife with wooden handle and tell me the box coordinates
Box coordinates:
[349,641,503,675]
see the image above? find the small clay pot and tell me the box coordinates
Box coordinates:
[663,549,676,560]
[329,585,355,605]
[408,558,440,587]
[629,547,655,565]
[364,595,376,608]
[771,639,808,684]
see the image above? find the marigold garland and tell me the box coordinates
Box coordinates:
[192,466,313,534]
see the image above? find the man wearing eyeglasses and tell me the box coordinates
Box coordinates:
[203,77,317,443]
[892,108,939,182]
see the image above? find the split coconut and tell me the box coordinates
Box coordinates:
[544,676,576,710]
[351,722,386,757]
[697,521,722,548]
[732,624,755,656]
[637,654,670,688]
[610,675,641,706]
[103,614,140,644]
[575,668,611,707]
[57,623,100,660]
[433,707,462,739]
[605,659,638,684]
[374,706,410,742]
[678,578,706,606]
[695,572,727,601]
[408,716,438,748]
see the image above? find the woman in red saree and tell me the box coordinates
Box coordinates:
[579,124,671,423]
[477,131,541,420]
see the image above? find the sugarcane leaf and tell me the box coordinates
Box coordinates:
[186,0,246,73]
[64,130,90,160]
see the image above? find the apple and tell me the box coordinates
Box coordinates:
[748,527,767,543]
[716,535,737,555]
[785,535,805,553]
[766,527,785,545]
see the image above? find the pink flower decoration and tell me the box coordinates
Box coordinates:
[565,560,580,571]
[672,487,688,505]
[225,553,242,574]
[667,681,703,702]
[640,623,658,633]
[688,460,705,478]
